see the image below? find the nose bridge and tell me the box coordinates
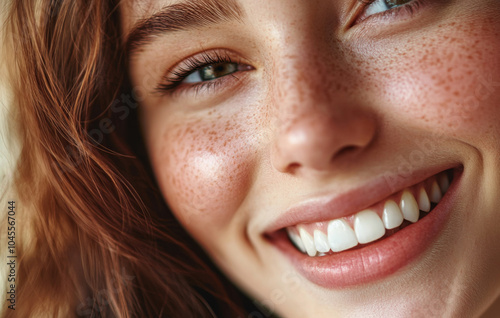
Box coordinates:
[271,46,347,141]
[273,46,342,114]
[269,47,376,175]
[270,34,355,122]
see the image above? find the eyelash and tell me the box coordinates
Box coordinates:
[155,51,246,95]
[155,0,427,95]
[356,0,426,24]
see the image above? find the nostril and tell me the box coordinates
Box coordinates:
[334,145,358,159]
[287,162,301,173]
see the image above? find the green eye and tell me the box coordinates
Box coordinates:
[184,62,239,83]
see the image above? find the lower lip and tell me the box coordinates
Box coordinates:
[268,169,462,289]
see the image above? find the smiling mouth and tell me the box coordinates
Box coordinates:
[284,169,454,257]
[266,166,462,288]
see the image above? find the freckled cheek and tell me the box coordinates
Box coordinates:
[149,118,254,233]
[376,33,500,139]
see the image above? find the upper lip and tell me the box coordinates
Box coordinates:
[264,163,460,234]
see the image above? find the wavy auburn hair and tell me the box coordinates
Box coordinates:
[4,0,248,316]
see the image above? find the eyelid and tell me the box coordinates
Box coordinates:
[351,0,427,26]
[154,49,254,97]
[158,68,253,100]
[168,51,237,82]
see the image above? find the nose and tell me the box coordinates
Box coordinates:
[271,111,376,174]
[270,71,377,176]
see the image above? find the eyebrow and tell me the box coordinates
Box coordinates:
[125,0,244,55]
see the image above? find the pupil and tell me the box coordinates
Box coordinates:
[214,64,226,73]
[201,63,236,81]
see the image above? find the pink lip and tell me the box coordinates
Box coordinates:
[264,164,460,234]
[267,167,462,289]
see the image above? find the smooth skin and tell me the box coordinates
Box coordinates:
[122,0,500,317]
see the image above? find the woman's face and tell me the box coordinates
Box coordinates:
[122,0,500,316]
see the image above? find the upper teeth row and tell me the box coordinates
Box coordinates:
[286,172,451,257]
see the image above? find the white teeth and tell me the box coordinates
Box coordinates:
[382,200,404,229]
[286,228,306,253]
[327,219,358,252]
[287,172,452,256]
[354,210,386,244]
[430,180,442,203]
[313,230,330,253]
[299,227,317,257]
[399,190,420,223]
[418,187,431,212]
[438,173,450,193]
